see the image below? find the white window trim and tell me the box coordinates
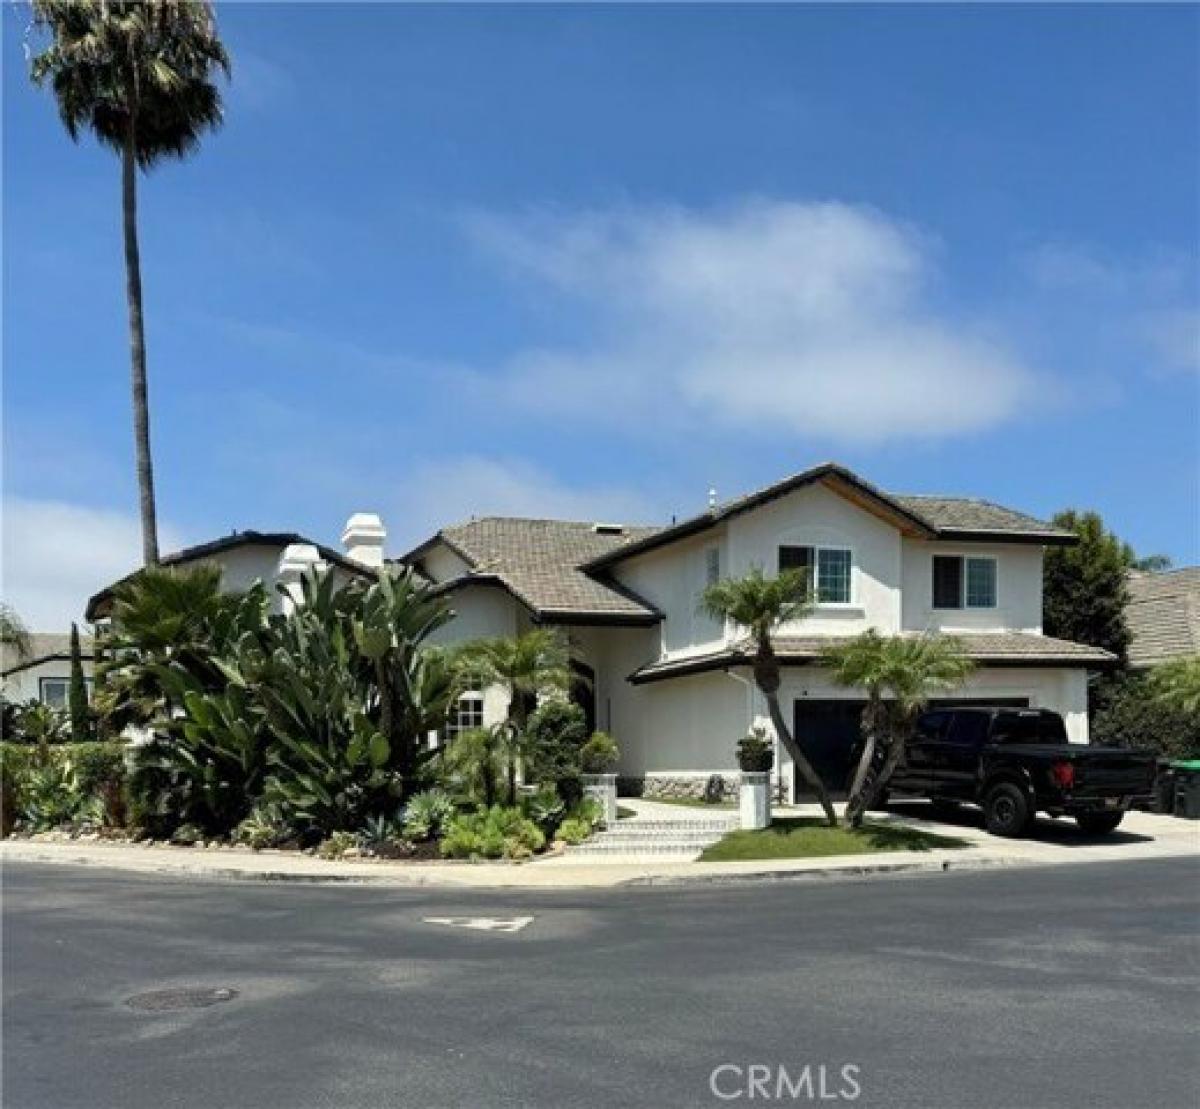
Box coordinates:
[778,542,856,607]
[932,553,999,610]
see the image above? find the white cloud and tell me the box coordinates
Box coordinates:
[387,456,661,550]
[1140,307,1200,375]
[1,498,183,629]
[464,199,1038,444]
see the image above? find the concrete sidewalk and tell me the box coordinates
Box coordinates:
[2,807,1195,888]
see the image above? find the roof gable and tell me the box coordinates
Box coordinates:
[405,518,662,624]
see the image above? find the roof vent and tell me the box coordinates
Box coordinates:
[592,523,625,536]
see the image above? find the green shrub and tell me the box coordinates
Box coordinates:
[439,805,545,860]
[523,701,588,802]
[170,822,204,846]
[557,817,592,845]
[21,760,83,831]
[0,741,128,833]
[401,788,457,841]
[1092,674,1200,760]
[234,803,292,850]
[579,731,620,773]
[736,729,774,772]
[522,786,566,836]
[317,830,359,859]
[568,795,604,830]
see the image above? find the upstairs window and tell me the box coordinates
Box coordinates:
[778,545,852,604]
[932,555,997,609]
[704,546,721,586]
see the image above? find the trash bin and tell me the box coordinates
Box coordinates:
[1170,760,1200,820]
[1153,761,1176,814]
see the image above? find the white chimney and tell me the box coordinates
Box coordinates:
[277,543,325,613]
[342,512,387,568]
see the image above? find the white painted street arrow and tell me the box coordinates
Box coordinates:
[423,916,534,933]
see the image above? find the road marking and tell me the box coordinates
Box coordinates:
[423,915,534,933]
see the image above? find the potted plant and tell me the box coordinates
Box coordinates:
[580,732,620,827]
[736,728,774,830]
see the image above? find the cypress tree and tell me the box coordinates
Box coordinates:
[68,623,90,743]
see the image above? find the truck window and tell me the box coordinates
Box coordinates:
[946,713,990,746]
[916,711,951,740]
[992,712,1068,744]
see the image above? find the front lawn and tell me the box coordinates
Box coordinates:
[699,817,971,862]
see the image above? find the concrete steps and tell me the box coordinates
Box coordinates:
[566,813,738,860]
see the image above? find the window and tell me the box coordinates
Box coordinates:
[443,693,484,741]
[778,545,852,604]
[992,711,1067,745]
[817,548,851,604]
[704,546,721,586]
[39,678,69,709]
[932,555,996,609]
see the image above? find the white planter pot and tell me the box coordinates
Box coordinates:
[582,773,618,828]
[739,771,771,831]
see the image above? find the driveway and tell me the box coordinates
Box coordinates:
[3,858,1197,1109]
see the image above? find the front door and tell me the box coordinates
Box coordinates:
[793,700,867,797]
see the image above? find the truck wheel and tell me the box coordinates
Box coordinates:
[1076,812,1124,836]
[983,783,1033,838]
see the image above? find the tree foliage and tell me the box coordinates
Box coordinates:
[68,623,91,743]
[1091,670,1200,761]
[1043,510,1132,662]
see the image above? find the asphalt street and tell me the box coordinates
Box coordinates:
[3,858,1197,1109]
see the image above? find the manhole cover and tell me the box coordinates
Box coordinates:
[125,987,238,1012]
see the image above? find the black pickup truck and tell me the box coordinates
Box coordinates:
[887,706,1157,838]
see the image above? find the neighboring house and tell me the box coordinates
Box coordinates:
[84,462,1115,801]
[84,524,379,622]
[1126,567,1200,670]
[1,632,94,708]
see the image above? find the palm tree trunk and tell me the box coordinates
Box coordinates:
[122,127,160,565]
[852,732,908,821]
[753,644,837,827]
[843,694,882,828]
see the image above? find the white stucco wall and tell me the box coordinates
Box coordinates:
[901,540,1044,633]
[2,657,93,705]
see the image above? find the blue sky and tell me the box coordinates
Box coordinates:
[4,2,1198,626]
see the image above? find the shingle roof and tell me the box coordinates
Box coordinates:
[414,518,663,623]
[408,520,662,624]
[889,495,1072,539]
[2,632,94,677]
[629,632,1115,684]
[1126,568,1200,668]
[583,463,1075,572]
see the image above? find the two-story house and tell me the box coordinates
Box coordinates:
[403,462,1114,802]
[83,462,1114,802]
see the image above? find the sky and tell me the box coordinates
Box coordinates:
[3,2,1198,628]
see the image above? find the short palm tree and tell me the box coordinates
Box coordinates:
[29,1,231,565]
[824,631,974,826]
[457,629,572,803]
[701,568,838,826]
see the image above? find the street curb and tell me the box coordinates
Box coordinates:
[620,854,1013,887]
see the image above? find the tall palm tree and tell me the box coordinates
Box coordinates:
[457,629,572,803]
[825,631,974,826]
[701,568,838,827]
[29,1,231,564]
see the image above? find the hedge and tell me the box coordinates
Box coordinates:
[1,741,129,835]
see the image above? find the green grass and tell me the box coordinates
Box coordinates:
[699,817,972,862]
[616,805,638,820]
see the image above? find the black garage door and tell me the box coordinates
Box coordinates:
[792,697,1032,799]
[793,700,866,796]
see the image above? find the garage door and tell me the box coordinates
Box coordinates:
[793,700,867,796]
